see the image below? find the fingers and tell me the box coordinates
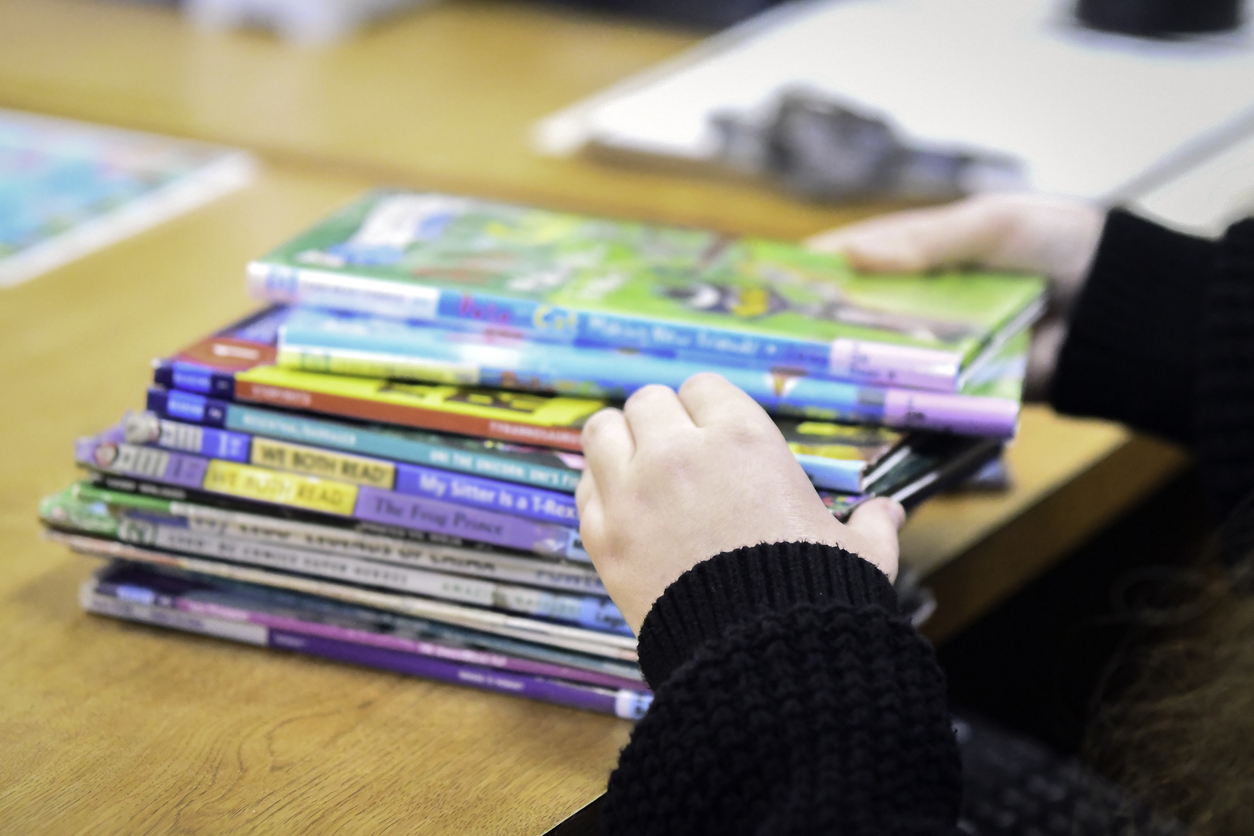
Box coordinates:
[806,200,1000,273]
[677,372,768,429]
[623,384,694,442]
[844,497,906,581]
[581,408,634,495]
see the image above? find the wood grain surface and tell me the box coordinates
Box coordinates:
[0,1,1188,832]
[0,169,636,835]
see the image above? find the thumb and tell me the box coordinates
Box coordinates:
[843,497,906,581]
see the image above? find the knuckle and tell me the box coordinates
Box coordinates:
[625,384,674,410]
[679,371,727,395]
[581,408,618,440]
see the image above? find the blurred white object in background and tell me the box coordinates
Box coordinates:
[185,0,430,44]
[536,0,1254,210]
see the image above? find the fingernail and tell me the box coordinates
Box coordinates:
[886,499,907,529]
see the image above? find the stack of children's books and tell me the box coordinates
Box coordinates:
[38,191,1045,718]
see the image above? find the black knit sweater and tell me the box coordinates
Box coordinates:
[599,211,1254,835]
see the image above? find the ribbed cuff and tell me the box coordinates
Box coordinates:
[635,541,899,689]
[1051,209,1217,443]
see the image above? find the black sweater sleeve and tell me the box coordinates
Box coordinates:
[600,542,962,836]
[1051,211,1254,517]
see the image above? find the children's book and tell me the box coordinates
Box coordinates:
[82,575,650,717]
[0,109,255,288]
[84,561,643,697]
[156,305,1029,440]
[247,191,1046,392]
[145,387,586,492]
[154,306,598,451]
[818,434,1004,520]
[48,529,637,660]
[277,305,1028,438]
[42,481,623,634]
[147,377,906,493]
[74,425,588,562]
[120,410,580,526]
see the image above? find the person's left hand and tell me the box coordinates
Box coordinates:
[576,372,906,635]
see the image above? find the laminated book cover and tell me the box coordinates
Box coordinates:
[274,305,1027,437]
[247,191,1046,392]
[158,304,1029,443]
[0,109,256,288]
[155,306,603,451]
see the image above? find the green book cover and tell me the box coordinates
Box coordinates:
[248,191,1046,392]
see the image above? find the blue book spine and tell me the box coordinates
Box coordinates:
[153,360,238,398]
[250,260,965,389]
[278,308,1019,437]
[792,453,864,493]
[132,414,251,462]
[146,388,584,494]
[433,291,835,370]
[147,387,229,428]
[392,462,577,526]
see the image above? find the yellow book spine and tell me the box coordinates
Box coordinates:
[236,365,605,428]
[203,460,359,516]
[249,437,396,489]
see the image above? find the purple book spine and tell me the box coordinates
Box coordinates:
[84,588,648,718]
[392,462,578,526]
[77,430,586,561]
[882,390,1020,437]
[76,437,210,489]
[177,598,642,691]
[266,629,650,718]
[353,487,584,561]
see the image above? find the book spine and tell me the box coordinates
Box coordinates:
[110,515,628,634]
[232,376,586,452]
[123,411,250,462]
[147,388,583,493]
[147,387,230,427]
[352,485,586,561]
[572,310,961,392]
[391,462,577,526]
[65,480,606,593]
[276,338,1017,438]
[247,435,397,489]
[82,588,648,717]
[248,261,959,389]
[56,530,637,659]
[90,575,641,690]
[247,261,443,321]
[237,427,580,525]
[790,453,864,493]
[153,360,238,398]
[154,495,606,594]
[76,438,588,560]
[267,628,648,717]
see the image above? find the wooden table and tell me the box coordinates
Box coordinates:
[0,1,1189,832]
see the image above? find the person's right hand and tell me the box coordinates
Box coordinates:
[576,373,905,636]
[806,193,1106,397]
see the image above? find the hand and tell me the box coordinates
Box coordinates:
[576,373,906,636]
[807,193,1106,397]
